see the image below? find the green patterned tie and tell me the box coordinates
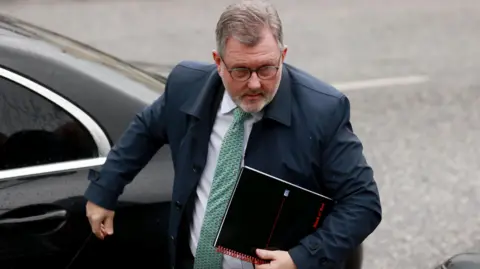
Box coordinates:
[194,107,251,269]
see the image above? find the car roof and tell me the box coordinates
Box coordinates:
[0,14,165,102]
[0,14,168,141]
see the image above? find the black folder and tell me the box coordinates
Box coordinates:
[214,166,334,264]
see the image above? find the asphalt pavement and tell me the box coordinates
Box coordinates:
[1,0,479,268]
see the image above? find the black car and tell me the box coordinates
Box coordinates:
[0,14,173,268]
[434,253,480,269]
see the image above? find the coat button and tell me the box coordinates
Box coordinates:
[319,257,328,264]
[192,165,202,173]
[310,242,320,251]
[175,201,182,210]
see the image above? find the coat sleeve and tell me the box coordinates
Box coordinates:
[289,95,382,269]
[83,84,170,211]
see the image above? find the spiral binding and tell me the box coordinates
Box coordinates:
[216,246,269,265]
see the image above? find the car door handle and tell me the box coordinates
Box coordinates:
[0,209,67,225]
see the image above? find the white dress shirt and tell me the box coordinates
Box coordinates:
[189,90,263,269]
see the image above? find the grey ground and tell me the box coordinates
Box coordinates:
[1,0,479,268]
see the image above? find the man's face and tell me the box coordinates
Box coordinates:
[213,28,288,113]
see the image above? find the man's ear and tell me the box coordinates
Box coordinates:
[212,50,222,73]
[281,45,288,62]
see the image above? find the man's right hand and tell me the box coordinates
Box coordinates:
[86,200,115,240]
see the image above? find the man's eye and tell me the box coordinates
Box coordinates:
[232,69,250,77]
[258,67,277,77]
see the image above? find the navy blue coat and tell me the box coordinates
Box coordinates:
[84,61,382,269]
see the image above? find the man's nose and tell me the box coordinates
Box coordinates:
[247,72,261,89]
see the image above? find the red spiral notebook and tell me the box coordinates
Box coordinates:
[214,166,334,264]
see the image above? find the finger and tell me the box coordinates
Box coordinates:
[89,216,104,239]
[103,216,114,235]
[256,249,276,260]
[100,224,108,237]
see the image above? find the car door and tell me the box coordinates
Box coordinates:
[0,67,172,268]
[0,67,112,268]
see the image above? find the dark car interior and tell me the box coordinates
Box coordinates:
[0,133,6,149]
[0,125,97,171]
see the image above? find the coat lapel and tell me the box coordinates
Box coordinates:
[180,69,224,172]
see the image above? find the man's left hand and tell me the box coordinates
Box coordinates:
[254,249,297,269]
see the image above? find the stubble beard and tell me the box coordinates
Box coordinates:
[224,76,281,114]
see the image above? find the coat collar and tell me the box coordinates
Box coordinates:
[180,65,292,127]
[263,66,292,126]
[180,68,224,120]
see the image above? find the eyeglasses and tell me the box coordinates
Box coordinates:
[222,55,282,82]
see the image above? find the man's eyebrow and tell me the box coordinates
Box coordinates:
[229,62,248,68]
[230,59,278,68]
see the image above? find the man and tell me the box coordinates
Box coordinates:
[84,1,382,269]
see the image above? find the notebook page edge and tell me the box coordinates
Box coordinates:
[213,166,248,247]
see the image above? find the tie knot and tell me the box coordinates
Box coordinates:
[233,107,251,122]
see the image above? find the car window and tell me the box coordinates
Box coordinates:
[0,77,98,171]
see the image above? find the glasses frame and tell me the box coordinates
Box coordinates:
[221,54,283,82]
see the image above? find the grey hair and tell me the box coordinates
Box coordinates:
[215,0,284,57]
